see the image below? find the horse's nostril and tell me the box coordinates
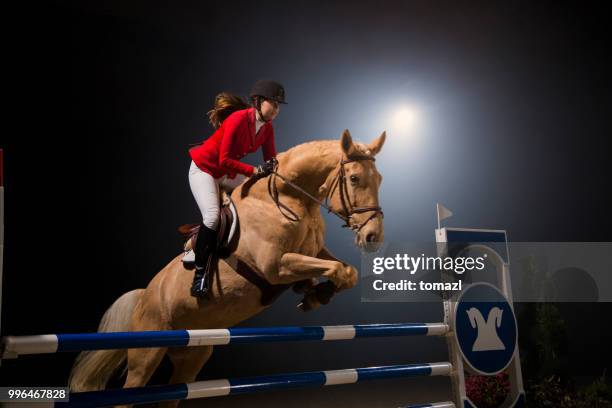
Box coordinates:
[366,233,376,243]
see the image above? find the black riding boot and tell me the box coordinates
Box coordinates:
[190,224,218,298]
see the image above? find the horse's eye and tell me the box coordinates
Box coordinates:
[350,175,360,184]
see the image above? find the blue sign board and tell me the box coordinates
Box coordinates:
[454,283,517,375]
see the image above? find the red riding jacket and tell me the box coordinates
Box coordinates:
[190,107,277,179]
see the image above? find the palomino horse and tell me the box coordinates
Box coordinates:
[69,130,386,405]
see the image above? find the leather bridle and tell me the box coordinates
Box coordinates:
[267,157,383,233]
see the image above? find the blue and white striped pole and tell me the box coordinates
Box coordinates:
[56,363,452,407]
[2,323,448,358]
[403,403,456,408]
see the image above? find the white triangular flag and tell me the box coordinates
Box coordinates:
[437,203,453,229]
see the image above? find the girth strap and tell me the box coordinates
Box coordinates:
[234,258,291,306]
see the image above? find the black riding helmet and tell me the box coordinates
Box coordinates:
[249,80,287,104]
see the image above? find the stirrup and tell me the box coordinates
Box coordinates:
[191,268,210,298]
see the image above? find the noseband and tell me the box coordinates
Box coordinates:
[268,157,384,232]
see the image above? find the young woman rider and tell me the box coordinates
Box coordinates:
[186,80,286,297]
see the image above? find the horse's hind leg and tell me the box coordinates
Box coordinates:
[158,346,214,408]
[114,346,168,408]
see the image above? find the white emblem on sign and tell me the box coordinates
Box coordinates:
[466,307,506,352]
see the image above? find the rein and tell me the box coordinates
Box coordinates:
[267,157,383,232]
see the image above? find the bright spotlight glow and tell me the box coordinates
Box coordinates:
[392,105,420,133]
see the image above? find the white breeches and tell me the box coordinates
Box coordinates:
[188,161,246,231]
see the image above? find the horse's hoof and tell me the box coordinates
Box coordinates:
[294,278,318,293]
[292,279,316,294]
[297,300,317,312]
[297,295,321,312]
[315,281,336,305]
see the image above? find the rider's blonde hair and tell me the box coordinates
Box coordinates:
[207,92,250,129]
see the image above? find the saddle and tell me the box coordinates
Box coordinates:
[178,192,239,260]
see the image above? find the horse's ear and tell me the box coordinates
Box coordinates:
[368,131,386,156]
[340,129,358,157]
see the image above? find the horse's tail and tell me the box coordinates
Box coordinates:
[68,289,144,392]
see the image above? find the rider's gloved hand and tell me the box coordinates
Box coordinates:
[252,158,276,178]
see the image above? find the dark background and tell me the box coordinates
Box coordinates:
[1,0,610,405]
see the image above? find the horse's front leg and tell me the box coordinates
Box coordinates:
[298,246,357,310]
[315,246,353,280]
[273,252,358,311]
[276,252,358,288]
